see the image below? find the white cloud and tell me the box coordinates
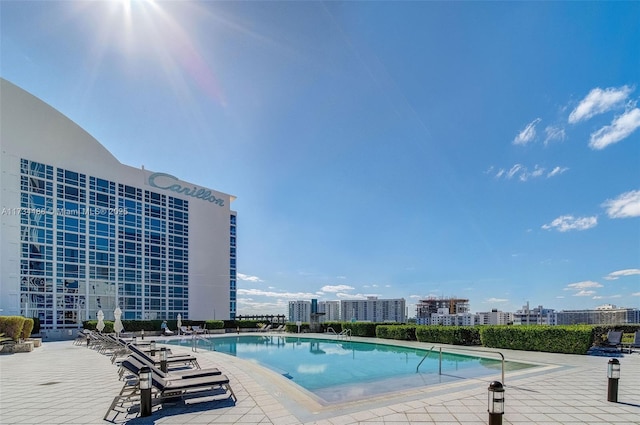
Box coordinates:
[547,166,568,178]
[513,118,542,145]
[237,273,263,282]
[409,295,423,299]
[632,292,640,296]
[485,298,508,303]
[544,125,566,145]
[604,269,640,280]
[568,85,633,123]
[589,108,640,149]
[564,281,604,290]
[336,292,375,300]
[492,164,566,181]
[574,290,596,297]
[321,285,354,293]
[602,190,640,218]
[542,215,597,232]
[237,288,318,299]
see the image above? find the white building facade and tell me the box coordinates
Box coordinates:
[477,309,513,325]
[0,79,237,338]
[318,301,340,322]
[288,300,311,323]
[340,297,406,323]
[513,303,556,326]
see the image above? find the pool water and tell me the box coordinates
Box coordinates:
[167,335,535,403]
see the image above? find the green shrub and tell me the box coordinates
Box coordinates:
[343,322,378,337]
[83,320,114,333]
[0,316,27,341]
[203,320,224,330]
[479,325,593,354]
[415,325,481,345]
[376,325,417,341]
[21,318,34,340]
[31,317,40,334]
[285,322,310,333]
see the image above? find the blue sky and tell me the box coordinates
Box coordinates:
[2,1,639,316]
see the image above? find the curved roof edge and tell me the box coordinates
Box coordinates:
[1,78,122,169]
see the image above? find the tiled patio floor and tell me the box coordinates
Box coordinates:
[1,334,638,424]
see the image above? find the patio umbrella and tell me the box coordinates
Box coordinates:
[96,310,105,332]
[113,307,124,334]
[177,313,182,335]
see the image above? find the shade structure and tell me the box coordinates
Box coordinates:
[113,307,124,334]
[96,310,105,332]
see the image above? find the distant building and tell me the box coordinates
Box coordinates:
[340,297,406,323]
[288,300,311,323]
[477,309,513,325]
[318,301,340,322]
[556,305,640,325]
[513,303,556,325]
[430,308,478,326]
[416,297,470,325]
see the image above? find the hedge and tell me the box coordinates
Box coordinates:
[21,318,35,340]
[82,319,225,333]
[0,316,27,341]
[376,325,417,341]
[416,325,481,345]
[479,325,593,354]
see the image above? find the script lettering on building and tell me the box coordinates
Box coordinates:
[148,172,225,206]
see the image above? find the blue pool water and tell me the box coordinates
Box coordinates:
[167,335,535,403]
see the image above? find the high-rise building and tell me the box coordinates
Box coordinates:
[340,297,406,323]
[0,79,237,339]
[288,300,311,323]
[513,303,556,325]
[476,309,513,325]
[556,305,640,325]
[318,301,340,322]
[416,297,469,325]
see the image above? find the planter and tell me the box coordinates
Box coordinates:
[12,341,34,353]
[28,338,42,348]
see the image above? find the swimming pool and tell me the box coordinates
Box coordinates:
[167,335,536,403]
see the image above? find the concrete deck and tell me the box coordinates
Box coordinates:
[1,334,638,424]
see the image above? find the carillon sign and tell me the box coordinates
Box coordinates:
[148,172,225,206]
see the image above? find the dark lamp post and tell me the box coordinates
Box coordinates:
[139,366,152,417]
[160,347,168,373]
[488,381,505,425]
[607,358,620,402]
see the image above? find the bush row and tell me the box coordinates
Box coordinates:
[0,316,35,341]
[478,325,593,354]
[83,319,225,333]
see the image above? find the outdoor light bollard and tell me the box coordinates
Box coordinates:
[139,366,153,417]
[132,336,137,345]
[607,358,620,402]
[160,347,168,373]
[488,381,505,425]
[150,340,156,356]
[141,329,145,340]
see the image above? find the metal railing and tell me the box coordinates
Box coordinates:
[191,333,214,353]
[416,345,436,372]
[415,346,506,384]
[339,329,352,340]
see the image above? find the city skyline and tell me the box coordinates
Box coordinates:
[1,1,638,318]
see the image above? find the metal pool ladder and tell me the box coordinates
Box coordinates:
[416,346,506,384]
[191,333,214,352]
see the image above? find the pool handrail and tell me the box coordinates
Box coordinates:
[191,333,214,353]
[339,329,352,340]
[416,346,506,384]
[416,345,436,373]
